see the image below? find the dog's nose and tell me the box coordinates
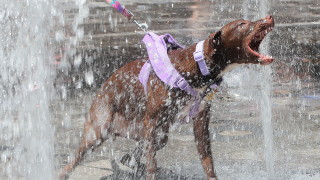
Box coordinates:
[262,15,274,25]
[266,15,273,20]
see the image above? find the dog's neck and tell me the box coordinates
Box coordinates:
[169,38,225,89]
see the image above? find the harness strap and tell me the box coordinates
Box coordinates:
[141,32,197,97]
[139,60,152,95]
[139,33,220,122]
[188,84,219,118]
[193,40,210,76]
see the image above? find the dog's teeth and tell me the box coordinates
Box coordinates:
[266,55,273,59]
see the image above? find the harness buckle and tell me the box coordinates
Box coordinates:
[193,50,205,62]
[132,19,149,32]
[176,78,188,90]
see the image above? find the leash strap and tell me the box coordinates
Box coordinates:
[193,40,210,76]
[106,0,133,20]
[106,0,148,32]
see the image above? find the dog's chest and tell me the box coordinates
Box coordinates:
[162,64,242,122]
[167,64,241,121]
[218,63,241,77]
[166,87,207,122]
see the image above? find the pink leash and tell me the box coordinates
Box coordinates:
[105,0,148,32]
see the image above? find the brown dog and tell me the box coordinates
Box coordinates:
[60,15,274,180]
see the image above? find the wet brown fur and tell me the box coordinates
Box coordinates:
[60,16,274,180]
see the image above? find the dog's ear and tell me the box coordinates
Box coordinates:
[211,31,222,46]
[207,31,222,57]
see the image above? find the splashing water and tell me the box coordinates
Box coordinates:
[2,0,319,179]
[0,0,88,179]
[257,0,275,178]
[225,0,275,178]
[0,1,56,179]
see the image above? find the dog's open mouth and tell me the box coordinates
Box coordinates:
[247,19,274,65]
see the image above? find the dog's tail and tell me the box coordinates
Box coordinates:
[59,112,106,180]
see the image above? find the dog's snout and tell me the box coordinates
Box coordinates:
[259,15,274,24]
[266,15,272,20]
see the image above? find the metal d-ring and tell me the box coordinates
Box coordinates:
[126,10,149,33]
[132,19,149,33]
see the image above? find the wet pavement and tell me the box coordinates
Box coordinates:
[53,0,320,179]
[54,87,320,179]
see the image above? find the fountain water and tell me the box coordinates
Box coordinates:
[2,0,319,179]
[0,0,88,179]
[223,0,275,178]
[0,1,56,179]
[257,0,275,178]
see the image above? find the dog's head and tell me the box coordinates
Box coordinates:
[210,15,275,65]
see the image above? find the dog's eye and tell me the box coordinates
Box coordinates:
[237,22,247,28]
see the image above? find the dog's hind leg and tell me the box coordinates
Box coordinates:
[119,141,145,179]
[120,141,144,168]
[142,113,159,180]
[120,123,169,168]
[120,130,168,179]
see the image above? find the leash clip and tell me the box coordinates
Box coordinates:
[132,19,149,33]
[126,10,149,32]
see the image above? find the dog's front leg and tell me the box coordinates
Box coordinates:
[193,104,217,180]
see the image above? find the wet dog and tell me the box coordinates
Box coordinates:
[60,15,274,180]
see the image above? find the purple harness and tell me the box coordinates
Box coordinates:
[139,32,218,119]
